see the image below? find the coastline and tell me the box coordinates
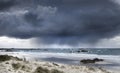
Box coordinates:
[0,55,118,73]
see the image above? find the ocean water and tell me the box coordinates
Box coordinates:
[1,48,120,55]
[0,48,120,71]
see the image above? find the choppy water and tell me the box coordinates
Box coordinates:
[1,48,120,55]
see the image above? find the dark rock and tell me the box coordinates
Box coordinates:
[93,58,104,62]
[77,49,88,53]
[80,59,95,64]
[81,50,88,52]
[77,50,81,53]
[80,58,104,64]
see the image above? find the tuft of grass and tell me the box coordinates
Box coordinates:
[0,55,11,62]
[51,69,64,73]
[0,55,22,62]
[88,67,95,71]
[52,63,59,66]
[34,67,64,73]
[5,62,9,64]
[12,63,21,70]
[21,65,31,72]
[34,67,49,73]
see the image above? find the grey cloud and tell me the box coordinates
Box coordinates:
[0,0,16,11]
[0,0,120,46]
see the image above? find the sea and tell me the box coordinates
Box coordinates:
[0,48,120,71]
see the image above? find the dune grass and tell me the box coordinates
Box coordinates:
[51,69,64,73]
[34,66,64,73]
[0,55,22,62]
[12,63,21,70]
[0,55,11,62]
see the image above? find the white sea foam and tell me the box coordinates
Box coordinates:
[1,52,120,64]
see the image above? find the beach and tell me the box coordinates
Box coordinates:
[0,48,120,73]
[0,55,115,73]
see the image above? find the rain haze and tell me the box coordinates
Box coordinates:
[0,0,120,48]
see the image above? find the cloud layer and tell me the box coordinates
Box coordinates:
[0,0,120,46]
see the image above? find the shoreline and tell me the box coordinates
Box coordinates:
[0,51,120,73]
[0,55,118,73]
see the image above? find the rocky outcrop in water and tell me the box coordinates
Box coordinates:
[80,58,104,64]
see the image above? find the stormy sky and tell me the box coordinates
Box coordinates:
[0,0,120,48]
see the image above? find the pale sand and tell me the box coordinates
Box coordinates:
[0,59,116,73]
[0,52,119,73]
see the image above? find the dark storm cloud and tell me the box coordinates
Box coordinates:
[0,0,120,45]
[0,0,16,11]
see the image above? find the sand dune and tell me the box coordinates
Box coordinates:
[0,58,115,73]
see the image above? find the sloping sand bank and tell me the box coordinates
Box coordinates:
[0,57,115,73]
